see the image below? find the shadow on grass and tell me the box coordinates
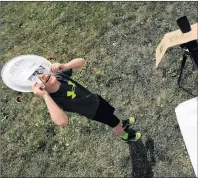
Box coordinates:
[128,129,156,178]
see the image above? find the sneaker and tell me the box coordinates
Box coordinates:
[122,132,141,143]
[122,117,136,130]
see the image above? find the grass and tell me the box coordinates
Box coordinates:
[0,2,197,177]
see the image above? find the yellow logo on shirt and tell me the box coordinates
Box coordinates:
[67,81,76,99]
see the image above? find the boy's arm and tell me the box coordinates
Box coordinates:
[43,94,69,126]
[50,58,85,73]
[63,58,85,70]
[33,82,68,126]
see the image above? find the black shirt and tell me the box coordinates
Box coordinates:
[49,69,99,119]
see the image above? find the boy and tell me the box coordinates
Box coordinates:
[32,58,141,143]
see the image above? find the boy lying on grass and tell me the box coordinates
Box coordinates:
[32,58,141,143]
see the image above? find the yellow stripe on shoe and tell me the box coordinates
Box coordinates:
[135,132,141,141]
[129,117,135,124]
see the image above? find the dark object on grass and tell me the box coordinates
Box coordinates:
[176,16,198,96]
[16,92,23,103]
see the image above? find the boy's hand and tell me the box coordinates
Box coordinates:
[50,63,66,73]
[32,82,48,98]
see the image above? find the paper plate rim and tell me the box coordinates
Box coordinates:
[1,54,51,92]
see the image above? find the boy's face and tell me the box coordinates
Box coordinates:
[37,73,57,89]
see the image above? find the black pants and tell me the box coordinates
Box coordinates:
[92,95,120,128]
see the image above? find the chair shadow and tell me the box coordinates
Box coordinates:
[128,129,156,178]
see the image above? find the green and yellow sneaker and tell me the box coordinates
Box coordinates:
[122,117,136,130]
[122,132,142,143]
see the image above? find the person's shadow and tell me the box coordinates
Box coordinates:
[128,129,156,178]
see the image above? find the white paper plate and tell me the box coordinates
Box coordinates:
[1,55,52,92]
